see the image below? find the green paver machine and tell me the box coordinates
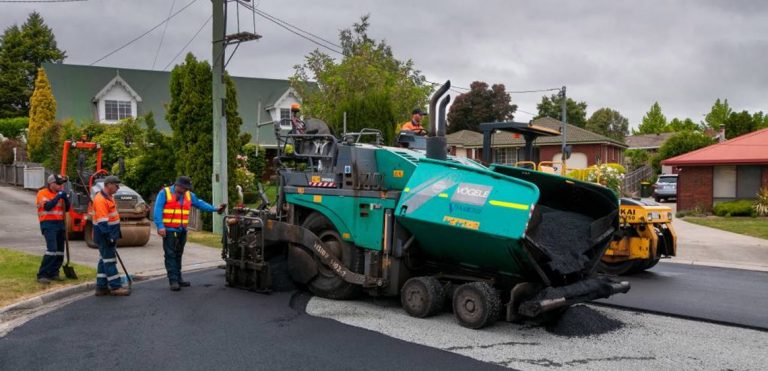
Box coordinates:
[223,81,629,328]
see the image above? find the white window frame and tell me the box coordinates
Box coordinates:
[104,100,132,121]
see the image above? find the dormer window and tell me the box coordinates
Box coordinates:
[93,73,142,123]
[105,100,132,121]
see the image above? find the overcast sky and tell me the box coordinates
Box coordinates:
[2,0,767,128]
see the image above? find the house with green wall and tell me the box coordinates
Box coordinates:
[43,62,302,150]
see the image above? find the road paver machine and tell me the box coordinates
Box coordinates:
[222,82,630,328]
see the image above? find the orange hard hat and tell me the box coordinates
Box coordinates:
[291,103,301,112]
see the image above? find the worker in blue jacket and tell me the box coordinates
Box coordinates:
[154,176,226,291]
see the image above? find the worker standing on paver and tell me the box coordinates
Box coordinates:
[154,176,226,291]
[93,176,130,296]
[35,174,70,284]
[399,108,428,135]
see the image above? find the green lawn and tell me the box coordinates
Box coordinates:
[187,230,223,249]
[683,216,768,240]
[0,248,97,307]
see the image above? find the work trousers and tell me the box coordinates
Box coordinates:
[95,234,122,289]
[37,227,65,279]
[163,230,187,284]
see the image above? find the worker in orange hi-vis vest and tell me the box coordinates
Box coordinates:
[92,176,130,296]
[153,176,226,291]
[399,108,428,135]
[35,174,70,284]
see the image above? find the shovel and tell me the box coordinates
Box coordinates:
[114,245,132,289]
[62,226,78,279]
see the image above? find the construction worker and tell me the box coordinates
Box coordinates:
[290,103,305,134]
[93,176,130,296]
[35,174,70,284]
[399,108,428,135]
[154,176,226,291]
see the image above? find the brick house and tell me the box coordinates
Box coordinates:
[661,128,768,211]
[447,117,627,169]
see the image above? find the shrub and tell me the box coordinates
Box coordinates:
[0,139,22,164]
[713,199,755,217]
[0,117,28,139]
[584,163,626,196]
[242,191,258,204]
[754,187,768,217]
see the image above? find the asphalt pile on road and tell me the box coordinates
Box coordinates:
[527,206,594,274]
[545,305,624,337]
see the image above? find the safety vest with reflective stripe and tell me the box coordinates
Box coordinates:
[92,191,120,227]
[36,188,65,222]
[162,187,191,228]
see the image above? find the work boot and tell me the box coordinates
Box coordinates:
[37,277,51,284]
[52,275,66,282]
[95,287,111,296]
[179,280,191,287]
[170,282,181,291]
[111,287,131,296]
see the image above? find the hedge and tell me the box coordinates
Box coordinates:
[0,117,28,139]
[713,199,756,217]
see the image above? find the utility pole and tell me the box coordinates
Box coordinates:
[211,0,261,234]
[212,0,226,234]
[559,86,567,175]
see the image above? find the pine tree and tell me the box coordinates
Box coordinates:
[27,67,56,163]
[0,12,66,117]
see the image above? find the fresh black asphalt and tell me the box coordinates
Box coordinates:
[598,262,768,330]
[0,269,504,371]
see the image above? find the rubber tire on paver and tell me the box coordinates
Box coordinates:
[452,282,500,329]
[84,221,98,249]
[401,276,445,318]
[301,212,364,300]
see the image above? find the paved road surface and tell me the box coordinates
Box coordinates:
[0,269,501,371]
[0,184,221,276]
[598,262,768,329]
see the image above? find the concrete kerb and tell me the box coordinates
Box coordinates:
[0,261,222,318]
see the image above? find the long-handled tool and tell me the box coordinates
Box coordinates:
[113,245,132,289]
[62,226,78,279]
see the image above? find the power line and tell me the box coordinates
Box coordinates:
[89,0,199,66]
[0,0,86,2]
[235,1,342,54]
[162,15,212,71]
[152,0,177,70]
[507,87,561,94]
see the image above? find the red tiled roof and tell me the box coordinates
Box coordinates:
[662,128,768,166]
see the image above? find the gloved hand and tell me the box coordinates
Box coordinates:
[57,191,69,200]
[216,203,227,214]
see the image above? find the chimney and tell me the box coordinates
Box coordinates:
[719,124,726,143]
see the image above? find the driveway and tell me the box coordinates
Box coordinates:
[655,200,768,271]
[0,184,221,276]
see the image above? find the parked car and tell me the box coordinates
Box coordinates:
[653,174,678,202]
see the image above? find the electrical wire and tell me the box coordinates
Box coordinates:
[235,0,342,54]
[152,0,177,70]
[162,15,212,71]
[0,0,86,2]
[89,0,199,66]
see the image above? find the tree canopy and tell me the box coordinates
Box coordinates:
[585,107,629,141]
[667,117,700,132]
[446,81,517,133]
[703,98,732,131]
[724,110,768,139]
[535,94,587,128]
[0,12,66,118]
[652,131,715,172]
[634,102,668,134]
[290,15,432,143]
